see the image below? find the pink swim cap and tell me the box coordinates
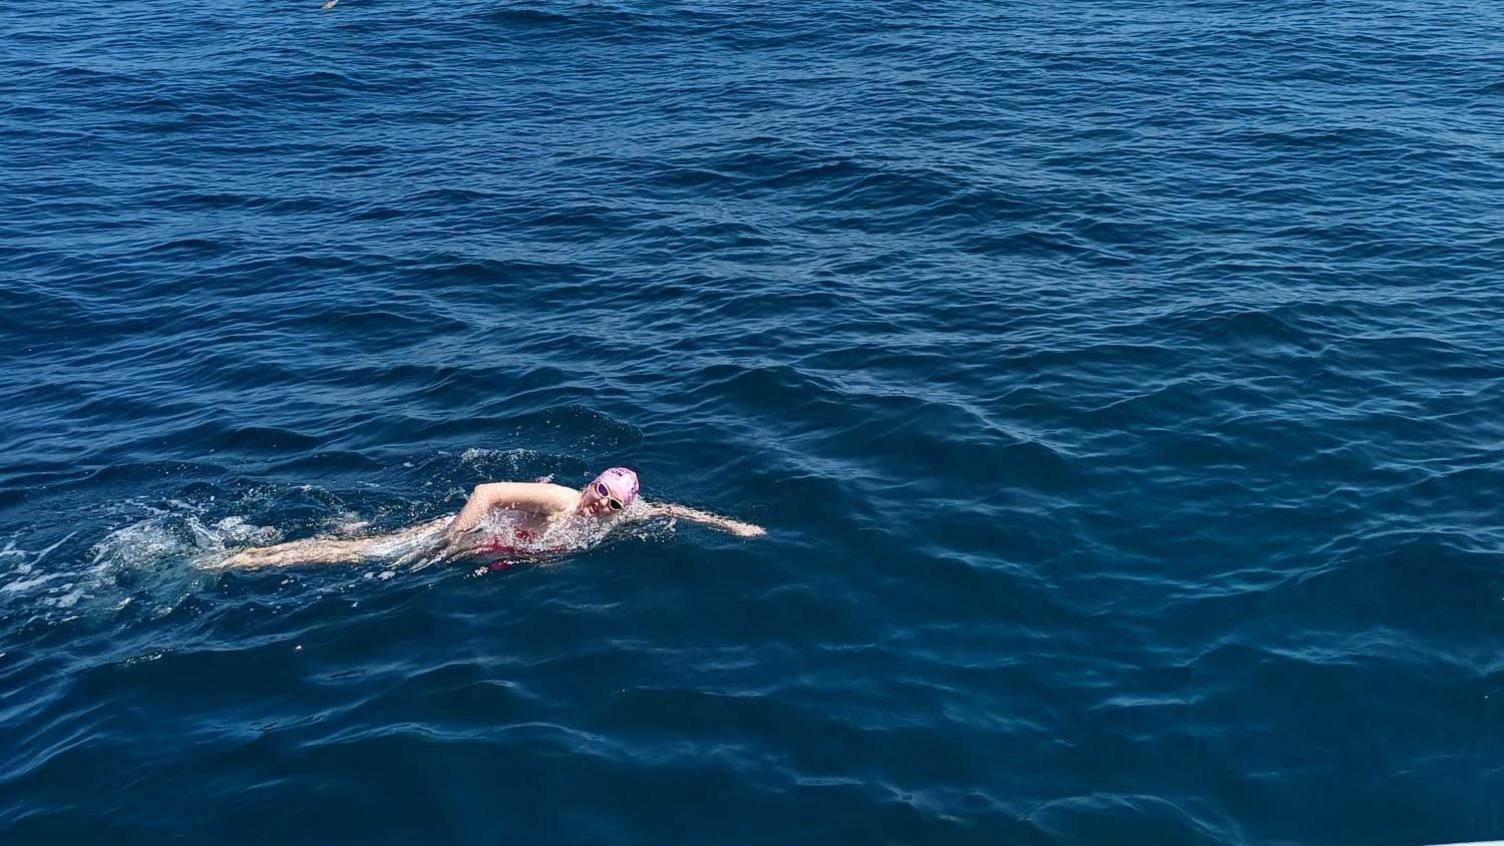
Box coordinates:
[591,467,639,505]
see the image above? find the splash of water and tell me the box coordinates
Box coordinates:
[0,508,282,624]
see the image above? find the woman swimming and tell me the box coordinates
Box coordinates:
[217,467,764,569]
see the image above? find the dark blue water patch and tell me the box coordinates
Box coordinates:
[4,0,1504,843]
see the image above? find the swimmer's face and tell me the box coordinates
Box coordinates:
[579,480,624,519]
[579,467,638,520]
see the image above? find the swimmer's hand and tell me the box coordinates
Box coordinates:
[647,503,765,537]
[724,521,766,538]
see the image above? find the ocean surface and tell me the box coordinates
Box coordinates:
[3,1,1503,843]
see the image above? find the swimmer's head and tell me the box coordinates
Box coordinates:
[580,467,639,518]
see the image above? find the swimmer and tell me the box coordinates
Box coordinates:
[217,467,764,569]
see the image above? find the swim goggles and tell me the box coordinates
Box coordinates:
[594,482,624,511]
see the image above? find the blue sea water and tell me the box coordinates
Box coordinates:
[3,0,1503,842]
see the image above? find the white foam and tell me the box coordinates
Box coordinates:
[1,572,68,595]
[324,511,371,537]
[458,447,534,465]
[0,510,280,621]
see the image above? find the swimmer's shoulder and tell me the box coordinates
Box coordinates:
[527,482,581,514]
[473,480,580,513]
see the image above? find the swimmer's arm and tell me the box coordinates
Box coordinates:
[645,503,766,537]
[447,482,577,538]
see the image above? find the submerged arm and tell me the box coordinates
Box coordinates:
[646,502,765,537]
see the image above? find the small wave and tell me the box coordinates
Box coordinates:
[143,237,236,257]
[1026,792,1237,845]
[483,7,573,27]
[458,446,537,468]
[477,3,663,41]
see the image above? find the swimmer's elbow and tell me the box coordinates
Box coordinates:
[473,482,568,515]
[474,483,517,509]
